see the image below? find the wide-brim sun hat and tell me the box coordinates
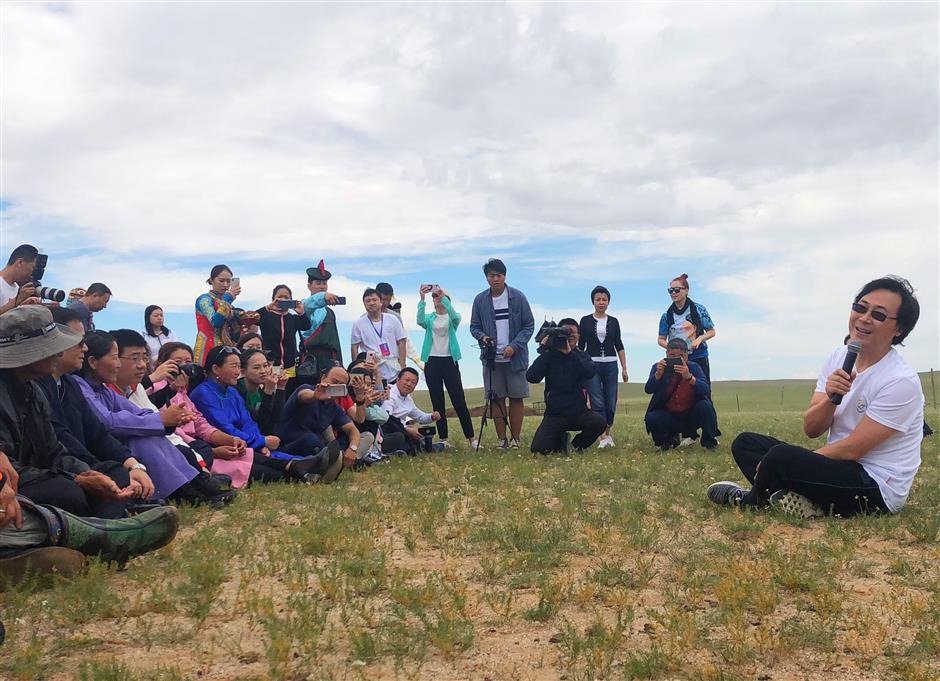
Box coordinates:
[0,306,84,369]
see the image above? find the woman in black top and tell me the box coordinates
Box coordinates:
[578,286,628,449]
[256,284,312,379]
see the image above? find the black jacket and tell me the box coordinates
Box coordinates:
[255,308,313,369]
[35,374,131,467]
[0,370,90,485]
[577,314,624,359]
[526,348,596,418]
[236,379,284,435]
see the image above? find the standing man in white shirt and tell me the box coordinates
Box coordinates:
[708,276,924,518]
[0,244,40,315]
[469,258,535,449]
[351,288,407,385]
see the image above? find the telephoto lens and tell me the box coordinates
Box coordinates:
[37,287,66,303]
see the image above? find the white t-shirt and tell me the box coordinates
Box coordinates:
[814,346,924,513]
[351,313,406,381]
[0,278,19,308]
[592,315,617,362]
[492,289,511,363]
[430,314,451,357]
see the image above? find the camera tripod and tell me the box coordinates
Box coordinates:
[474,357,510,451]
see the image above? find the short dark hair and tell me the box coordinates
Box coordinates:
[559,318,578,328]
[398,367,419,381]
[362,287,380,300]
[271,284,292,300]
[235,332,263,350]
[666,338,689,353]
[854,276,920,345]
[156,341,193,365]
[82,330,117,374]
[6,244,38,267]
[483,258,507,276]
[375,282,394,297]
[207,264,232,283]
[591,285,611,302]
[50,306,83,327]
[240,348,267,369]
[86,282,112,297]
[109,329,147,354]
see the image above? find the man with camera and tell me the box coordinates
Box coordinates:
[644,339,719,451]
[526,319,606,455]
[277,366,362,473]
[0,244,42,315]
[469,258,535,449]
[382,367,442,454]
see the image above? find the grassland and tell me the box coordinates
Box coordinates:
[2,377,938,681]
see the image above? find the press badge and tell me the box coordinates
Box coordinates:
[379,342,391,357]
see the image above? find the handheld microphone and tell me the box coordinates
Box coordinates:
[831,339,862,405]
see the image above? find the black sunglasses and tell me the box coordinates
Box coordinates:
[667,287,685,294]
[851,302,897,323]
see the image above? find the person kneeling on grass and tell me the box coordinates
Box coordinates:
[277,366,366,474]
[381,367,443,455]
[708,276,923,518]
[644,339,719,452]
[526,319,605,455]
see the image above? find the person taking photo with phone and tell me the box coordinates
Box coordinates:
[194,264,241,365]
[416,284,475,449]
[256,284,312,380]
[297,260,344,383]
[644,339,719,451]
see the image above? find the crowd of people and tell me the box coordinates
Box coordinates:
[0,242,927,589]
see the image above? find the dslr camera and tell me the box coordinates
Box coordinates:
[177,363,204,380]
[535,320,571,353]
[30,253,66,303]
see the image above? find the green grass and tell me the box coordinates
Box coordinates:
[1,379,938,681]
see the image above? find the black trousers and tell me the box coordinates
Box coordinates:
[424,357,475,440]
[531,410,606,454]
[18,461,131,519]
[731,432,889,516]
[645,400,719,448]
[250,451,290,483]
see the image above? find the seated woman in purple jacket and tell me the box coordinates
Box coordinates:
[189,346,341,483]
[74,331,206,502]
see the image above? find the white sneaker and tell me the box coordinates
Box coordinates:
[597,436,614,449]
[679,437,696,448]
[438,440,453,449]
[770,491,826,519]
[470,439,482,451]
[509,438,520,449]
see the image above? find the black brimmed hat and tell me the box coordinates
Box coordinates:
[306,260,332,281]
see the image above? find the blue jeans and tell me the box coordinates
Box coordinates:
[587,361,619,427]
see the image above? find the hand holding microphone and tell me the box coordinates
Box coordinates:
[829,340,862,405]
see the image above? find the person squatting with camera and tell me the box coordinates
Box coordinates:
[526,319,607,455]
[643,339,720,451]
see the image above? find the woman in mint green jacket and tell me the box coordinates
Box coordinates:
[416,286,474,447]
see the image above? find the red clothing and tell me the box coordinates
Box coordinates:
[664,377,695,414]
[336,395,355,412]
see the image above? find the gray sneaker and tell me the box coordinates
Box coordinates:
[509,438,520,449]
[498,438,510,450]
[707,481,748,507]
[770,490,825,519]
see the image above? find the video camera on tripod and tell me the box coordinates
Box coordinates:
[479,336,498,366]
[535,320,572,353]
[30,253,66,303]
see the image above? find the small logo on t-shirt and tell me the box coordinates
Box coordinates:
[856,396,869,414]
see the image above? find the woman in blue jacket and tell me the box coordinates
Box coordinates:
[416,285,474,448]
[189,346,329,483]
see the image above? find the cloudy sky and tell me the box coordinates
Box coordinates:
[1,1,937,388]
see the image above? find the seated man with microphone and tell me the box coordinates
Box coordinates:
[644,339,719,451]
[708,276,924,518]
[526,319,605,454]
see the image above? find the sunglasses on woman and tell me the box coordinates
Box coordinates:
[851,302,897,323]
[667,287,685,294]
